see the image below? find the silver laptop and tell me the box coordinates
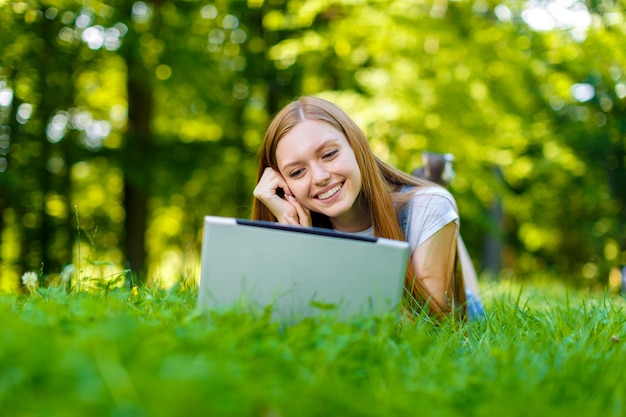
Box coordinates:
[198,216,410,320]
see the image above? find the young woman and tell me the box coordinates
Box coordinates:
[252,96,483,320]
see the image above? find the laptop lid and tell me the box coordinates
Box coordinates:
[198,216,410,320]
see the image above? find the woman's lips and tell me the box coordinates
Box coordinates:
[316,183,343,200]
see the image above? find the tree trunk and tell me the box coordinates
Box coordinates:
[482,168,503,279]
[123,48,153,285]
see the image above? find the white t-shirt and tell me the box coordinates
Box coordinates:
[404,186,459,251]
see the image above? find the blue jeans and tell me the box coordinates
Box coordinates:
[466,288,485,320]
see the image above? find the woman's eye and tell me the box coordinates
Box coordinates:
[289,169,304,178]
[323,149,338,159]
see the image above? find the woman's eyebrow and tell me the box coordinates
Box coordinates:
[314,138,339,153]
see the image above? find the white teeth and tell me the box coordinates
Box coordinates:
[317,184,342,200]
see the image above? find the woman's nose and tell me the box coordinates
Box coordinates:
[312,165,331,185]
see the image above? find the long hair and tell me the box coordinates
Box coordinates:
[252,96,465,319]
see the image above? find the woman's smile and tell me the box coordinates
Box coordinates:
[316,183,343,200]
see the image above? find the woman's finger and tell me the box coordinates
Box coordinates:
[283,211,298,225]
[289,195,311,227]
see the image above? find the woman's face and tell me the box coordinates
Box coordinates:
[275,119,367,231]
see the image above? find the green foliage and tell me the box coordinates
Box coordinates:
[0,0,625,287]
[1,283,625,416]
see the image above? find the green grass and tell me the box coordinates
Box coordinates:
[1,281,625,417]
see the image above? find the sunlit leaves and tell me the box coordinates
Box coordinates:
[1,0,625,287]
[154,115,223,142]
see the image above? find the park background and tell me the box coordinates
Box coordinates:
[0,0,625,291]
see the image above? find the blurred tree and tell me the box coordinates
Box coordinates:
[534,0,626,281]
[1,0,624,291]
[0,1,84,287]
[115,0,159,282]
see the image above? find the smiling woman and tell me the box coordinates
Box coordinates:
[260,119,366,232]
[252,96,484,320]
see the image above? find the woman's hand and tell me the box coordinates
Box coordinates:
[253,167,311,227]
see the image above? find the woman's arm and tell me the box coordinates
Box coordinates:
[409,221,458,316]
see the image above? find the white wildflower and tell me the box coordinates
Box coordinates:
[60,264,76,283]
[21,271,38,288]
